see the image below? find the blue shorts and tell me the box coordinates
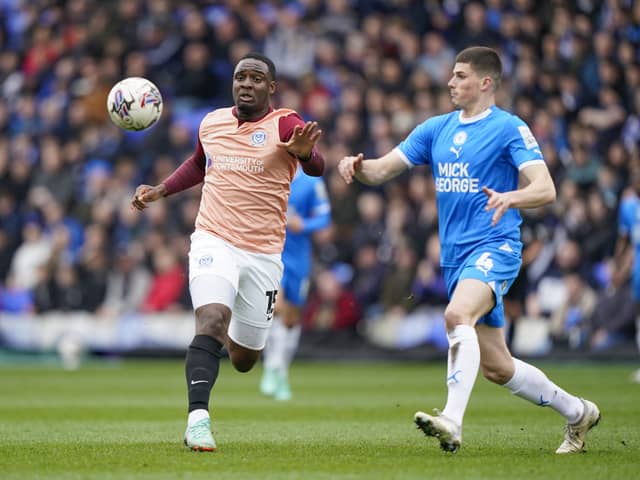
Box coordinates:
[281,268,310,307]
[442,243,522,328]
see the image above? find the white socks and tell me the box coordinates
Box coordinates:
[263,316,301,374]
[441,325,480,426]
[283,324,301,367]
[436,325,584,428]
[264,316,286,370]
[503,358,584,424]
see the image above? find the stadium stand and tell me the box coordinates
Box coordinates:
[0,0,638,361]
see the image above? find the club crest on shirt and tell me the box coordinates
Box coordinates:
[251,130,267,146]
[453,131,467,146]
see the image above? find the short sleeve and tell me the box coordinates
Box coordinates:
[504,116,545,170]
[397,119,437,166]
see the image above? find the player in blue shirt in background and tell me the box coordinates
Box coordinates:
[260,165,331,400]
[615,169,640,383]
[338,46,600,454]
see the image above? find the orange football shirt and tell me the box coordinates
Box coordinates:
[194,107,298,254]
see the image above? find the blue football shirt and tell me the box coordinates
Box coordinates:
[397,107,545,267]
[282,167,331,278]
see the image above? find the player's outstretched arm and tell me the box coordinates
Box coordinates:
[132,140,207,211]
[482,163,556,226]
[338,150,407,186]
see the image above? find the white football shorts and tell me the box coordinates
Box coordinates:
[188,230,283,350]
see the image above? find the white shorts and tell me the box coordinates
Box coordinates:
[188,230,283,350]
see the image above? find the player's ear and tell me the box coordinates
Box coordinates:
[480,75,493,92]
[269,80,276,95]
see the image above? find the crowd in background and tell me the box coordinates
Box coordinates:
[0,0,639,354]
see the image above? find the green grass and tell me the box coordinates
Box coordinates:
[0,359,638,479]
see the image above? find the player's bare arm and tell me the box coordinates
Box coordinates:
[338,150,408,185]
[482,163,556,226]
[278,121,322,160]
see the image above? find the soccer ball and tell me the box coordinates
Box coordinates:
[107,77,163,131]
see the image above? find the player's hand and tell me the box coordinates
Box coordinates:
[338,153,363,184]
[482,186,513,226]
[287,213,304,233]
[279,121,322,160]
[131,184,166,211]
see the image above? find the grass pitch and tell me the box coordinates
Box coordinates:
[0,358,638,479]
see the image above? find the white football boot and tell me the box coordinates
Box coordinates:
[555,399,600,454]
[414,410,462,453]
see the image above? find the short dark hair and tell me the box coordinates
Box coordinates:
[455,46,502,90]
[238,52,277,81]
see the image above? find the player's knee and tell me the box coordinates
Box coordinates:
[195,306,230,341]
[444,306,470,331]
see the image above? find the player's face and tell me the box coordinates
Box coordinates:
[232,59,276,118]
[447,63,483,109]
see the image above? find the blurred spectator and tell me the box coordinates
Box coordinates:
[0,273,33,314]
[0,0,638,356]
[303,267,361,333]
[550,270,597,349]
[411,232,448,308]
[264,3,315,80]
[9,221,52,290]
[174,42,221,108]
[379,238,418,314]
[99,242,152,317]
[588,285,636,352]
[351,241,385,314]
[141,246,185,312]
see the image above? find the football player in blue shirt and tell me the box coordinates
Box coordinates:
[616,169,640,383]
[260,165,331,400]
[338,46,600,454]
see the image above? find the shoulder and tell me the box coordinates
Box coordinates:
[427,111,457,127]
[492,108,537,143]
[408,111,454,138]
[200,107,233,125]
[492,108,527,128]
[272,108,300,120]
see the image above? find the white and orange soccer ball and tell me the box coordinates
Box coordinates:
[107,77,163,131]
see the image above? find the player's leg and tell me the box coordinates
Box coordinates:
[227,321,268,371]
[414,277,493,452]
[184,232,240,452]
[476,306,600,453]
[273,299,302,400]
[231,245,283,373]
[262,271,306,400]
[260,307,285,396]
[260,275,289,397]
[185,277,236,452]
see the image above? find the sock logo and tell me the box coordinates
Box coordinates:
[537,394,550,406]
[190,380,208,385]
[447,369,462,384]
